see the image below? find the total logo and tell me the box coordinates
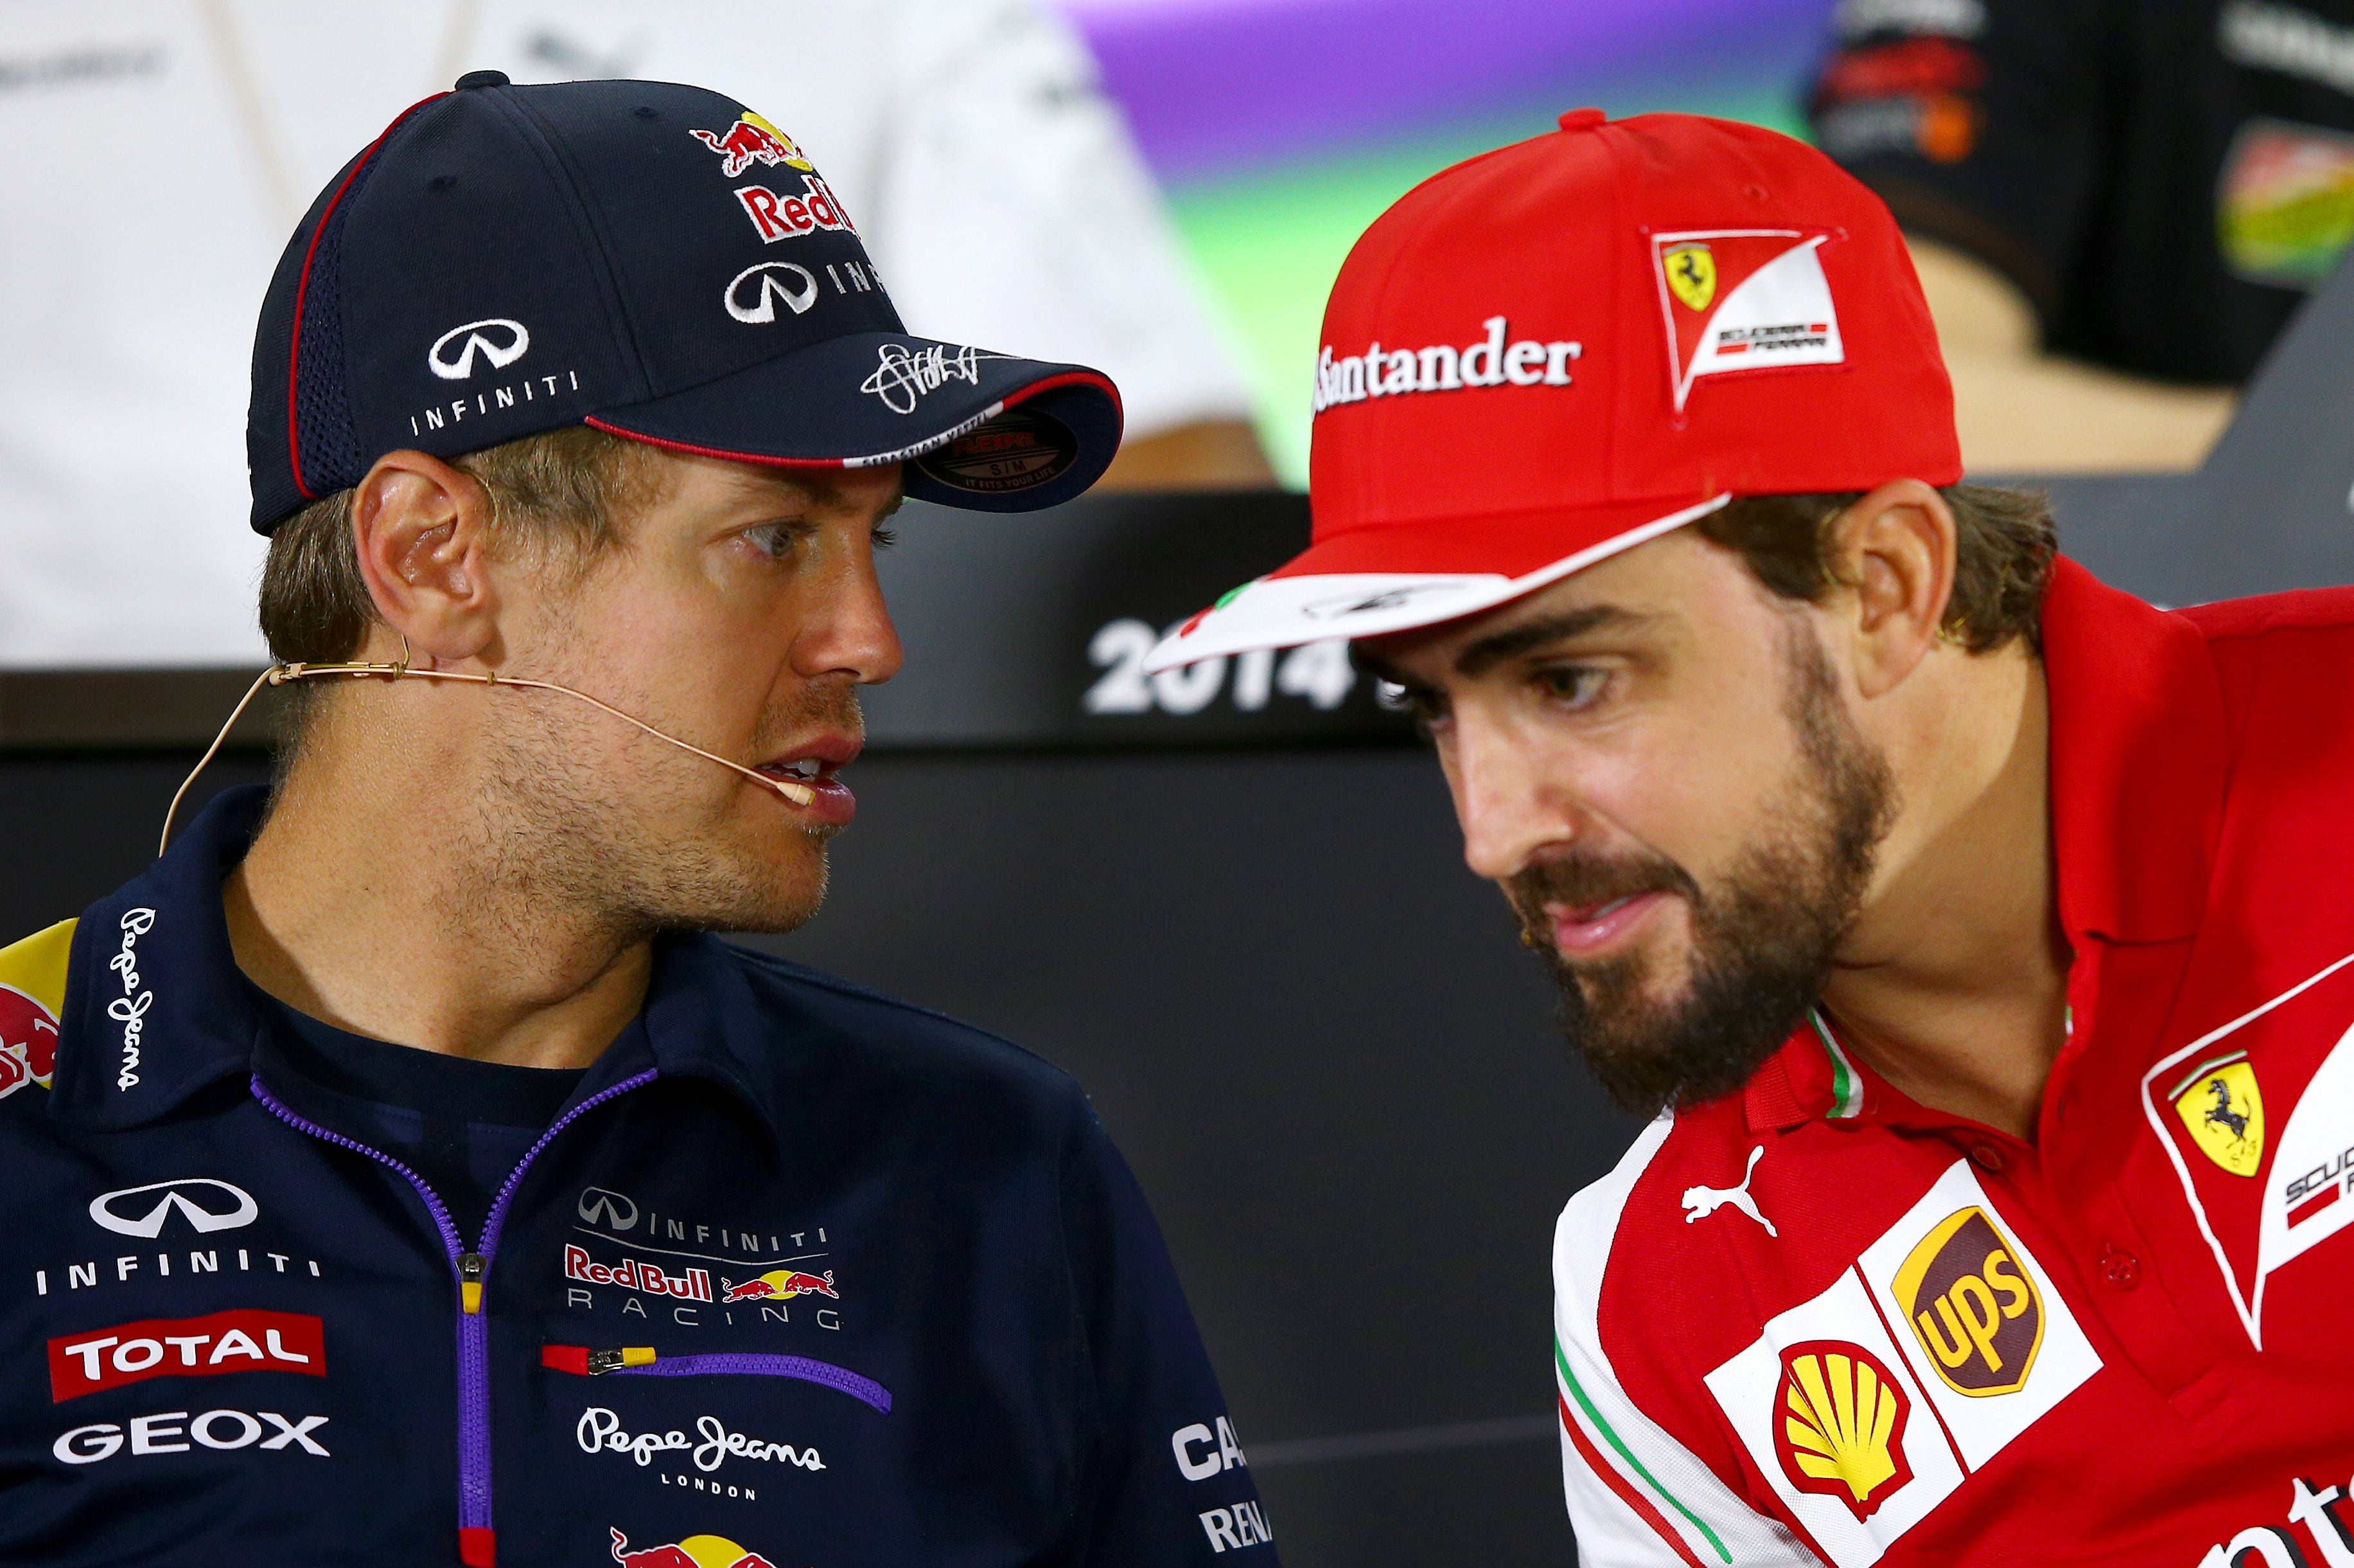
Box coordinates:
[54,1409,329,1464]
[0,978,59,1100]
[49,1309,323,1401]
[610,1526,778,1568]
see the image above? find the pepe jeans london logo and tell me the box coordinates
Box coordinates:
[108,909,154,1091]
[427,318,531,380]
[576,1407,825,1474]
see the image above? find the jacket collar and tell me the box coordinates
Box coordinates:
[51,785,786,1145]
[1741,557,2227,1131]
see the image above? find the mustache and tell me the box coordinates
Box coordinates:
[1504,850,1700,936]
[750,681,865,756]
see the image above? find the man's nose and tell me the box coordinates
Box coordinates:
[796,539,904,686]
[1450,712,1581,882]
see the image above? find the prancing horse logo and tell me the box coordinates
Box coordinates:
[1682,1146,1777,1237]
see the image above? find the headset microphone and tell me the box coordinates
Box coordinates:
[159,654,817,857]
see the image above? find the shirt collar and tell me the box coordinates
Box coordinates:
[51,785,788,1146]
[2039,555,2227,947]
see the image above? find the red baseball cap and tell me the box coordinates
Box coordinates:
[1143,110,1959,674]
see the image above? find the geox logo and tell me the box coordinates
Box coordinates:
[1311,317,1581,414]
[1891,1207,2042,1397]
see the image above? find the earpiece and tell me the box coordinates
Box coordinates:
[158,655,815,857]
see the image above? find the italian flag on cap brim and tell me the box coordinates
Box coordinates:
[1141,493,1730,674]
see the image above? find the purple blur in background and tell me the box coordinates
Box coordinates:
[1061,0,1838,180]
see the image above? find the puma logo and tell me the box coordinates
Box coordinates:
[1682,1145,1776,1237]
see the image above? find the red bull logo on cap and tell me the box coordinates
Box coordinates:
[688,111,814,179]
[610,1526,777,1568]
[719,1269,838,1304]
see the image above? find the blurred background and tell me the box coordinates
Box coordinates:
[10,0,2354,1562]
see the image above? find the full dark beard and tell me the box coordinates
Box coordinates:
[1505,622,1895,1118]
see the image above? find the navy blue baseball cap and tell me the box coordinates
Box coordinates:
[247,73,1125,533]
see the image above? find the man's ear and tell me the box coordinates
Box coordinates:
[349,451,502,667]
[1827,478,1958,700]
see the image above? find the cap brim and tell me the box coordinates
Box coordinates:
[1141,492,1730,674]
[586,331,1123,512]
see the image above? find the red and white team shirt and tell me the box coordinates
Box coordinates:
[1553,558,2354,1567]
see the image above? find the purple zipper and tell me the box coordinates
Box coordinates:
[542,1344,893,1414]
[252,1068,657,1567]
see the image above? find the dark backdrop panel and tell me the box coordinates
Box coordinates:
[0,747,1638,1567]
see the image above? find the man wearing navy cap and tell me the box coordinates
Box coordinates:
[0,74,1272,1567]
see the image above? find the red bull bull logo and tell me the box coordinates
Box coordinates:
[610,1527,777,1568]
[718,1269,837,1304]
[0,981,59,1099]
[688,111,814,178]
[565,1245,713,1302]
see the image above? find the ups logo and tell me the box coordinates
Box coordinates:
[1890,1207,2043,1397]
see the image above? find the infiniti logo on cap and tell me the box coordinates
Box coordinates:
[725,262,820,324]
[89,1178,259,1237]
[428,318,532,379]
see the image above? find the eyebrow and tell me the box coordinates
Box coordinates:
[1454,605,1642,678]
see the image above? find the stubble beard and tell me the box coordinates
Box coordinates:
[1506,621,1896,1119]
[468,680,859,941]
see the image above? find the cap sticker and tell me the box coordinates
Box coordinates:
[689,110,814,178]
[914,405,1078,496]
[1652,230,1845,411]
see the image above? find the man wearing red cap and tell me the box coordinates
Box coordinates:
[1148,110,2354,1565]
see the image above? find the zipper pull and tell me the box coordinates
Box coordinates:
[459,1253,487,1314]
[587,1347,657,1375]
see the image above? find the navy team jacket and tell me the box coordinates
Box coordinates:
[0,788,1275,1567]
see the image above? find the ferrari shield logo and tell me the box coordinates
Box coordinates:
[1664,244,1717,311]
[2172,1054,2265,1176]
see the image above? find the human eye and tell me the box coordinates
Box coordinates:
[870,523,899,550]
[1385,681,1450,738]
[740,520,807,561]
[1532,664,1609,710]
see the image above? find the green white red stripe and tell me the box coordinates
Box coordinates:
[1810,1010,1864,1119]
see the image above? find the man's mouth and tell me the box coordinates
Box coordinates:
[1546,890,1671,956]
[751,736,861,826]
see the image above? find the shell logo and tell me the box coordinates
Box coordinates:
[1771,1340,1915,1521]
